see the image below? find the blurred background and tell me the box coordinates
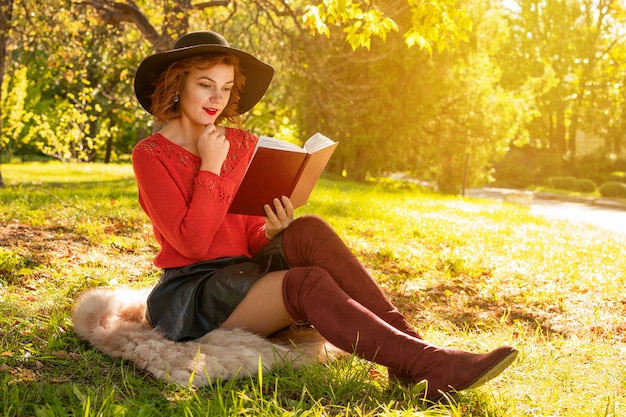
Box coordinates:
[1,0,625,195]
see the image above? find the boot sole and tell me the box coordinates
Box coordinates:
[463,349,518,390]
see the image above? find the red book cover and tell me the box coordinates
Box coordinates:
[228,133,337,216]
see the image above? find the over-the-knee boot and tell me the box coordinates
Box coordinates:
[281,215,422,381]
[283,266,518,401]
[281,216,420,338]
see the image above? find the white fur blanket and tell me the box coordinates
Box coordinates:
[72,287,339,385]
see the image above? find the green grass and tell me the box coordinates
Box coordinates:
[1,161,625,416]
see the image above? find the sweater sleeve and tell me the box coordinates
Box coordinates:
[246,218,271,255]
[132,147,237,261]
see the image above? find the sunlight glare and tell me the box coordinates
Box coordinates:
[503,0,521,12]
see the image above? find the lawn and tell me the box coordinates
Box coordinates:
[1,162,625,416]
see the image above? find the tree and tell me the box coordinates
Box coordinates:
[396,0,523,192]
[2,1,147,161]
[1,0,475,167]
[0,0,13,187]
[291,0,521,190]
[498,0,626,160]
[302,0,471,53]
[68,0,513,190]
[3,0,515,193]
[78,0,230,52]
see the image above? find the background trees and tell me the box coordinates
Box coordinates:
[494,0,626,186]
[1,0,625,192]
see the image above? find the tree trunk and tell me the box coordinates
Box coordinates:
[568,113,579,159]
[104,135,113,163]
[555,102,567,157]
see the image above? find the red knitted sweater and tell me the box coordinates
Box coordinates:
[131,127,270,268]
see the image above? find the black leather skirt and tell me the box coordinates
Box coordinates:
[146,236,290,341]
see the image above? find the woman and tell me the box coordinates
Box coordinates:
[132,30,517,401]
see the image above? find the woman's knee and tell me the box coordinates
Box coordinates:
[283,266,334,321]
[289,215,330,233]
[284,266,333,291]
[284,215,335,246]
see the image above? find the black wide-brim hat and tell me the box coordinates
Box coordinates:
[134,30,274,115]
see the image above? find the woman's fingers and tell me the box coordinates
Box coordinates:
[263,196,295,240]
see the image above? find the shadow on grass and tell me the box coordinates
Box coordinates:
[389,279,569,340]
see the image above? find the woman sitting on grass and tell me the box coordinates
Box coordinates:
[131,30,518,402]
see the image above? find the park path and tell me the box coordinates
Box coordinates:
[466,188,626,236]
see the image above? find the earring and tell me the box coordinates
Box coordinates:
[174,93,180,103]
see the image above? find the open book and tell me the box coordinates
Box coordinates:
[228,132,338,216]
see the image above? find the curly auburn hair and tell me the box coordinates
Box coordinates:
[150,54,246,125]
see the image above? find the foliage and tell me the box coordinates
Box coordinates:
[495,148,626,190]
[569,152,626,184]
[302,0,399,50]
[1,0,625,191]
[547,176,597,193]
[3,0,150,162]
[30,86,109,162]
[0,65,29,158]
[405,1,518,193]
[302,0,472,54]
[609,172,626,183]
[1,162,625,416]
[599,181,626,198]
[403,0,472,54]
[294,0,521,191]
[497,0,626,162]
[0,0,502,185]
[573,178,597,193]
[493,145,564,188]
[0,247,26,284]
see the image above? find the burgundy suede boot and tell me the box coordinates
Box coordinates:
[281,215,421,338]
[281,215,422,382]
[282,266,518,401]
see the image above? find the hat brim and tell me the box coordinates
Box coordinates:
[134,44,274,116]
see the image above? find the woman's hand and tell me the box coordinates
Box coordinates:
[198,124,230,174]
[264,195,294,240]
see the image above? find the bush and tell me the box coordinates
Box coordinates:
[608,172,626,183]
[493,145,564,188]
[571,153,626,184]
[598,182,626,198]
[574,179,597,193]
[547,177,596,193]
[547,176,577,190]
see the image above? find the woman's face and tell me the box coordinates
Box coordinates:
[179,63,235,126]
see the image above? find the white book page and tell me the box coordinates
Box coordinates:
[257,136,305,152]
[256,132,336,153]
[303,132,336,153]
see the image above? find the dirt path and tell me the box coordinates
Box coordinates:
[467,188,626,235]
